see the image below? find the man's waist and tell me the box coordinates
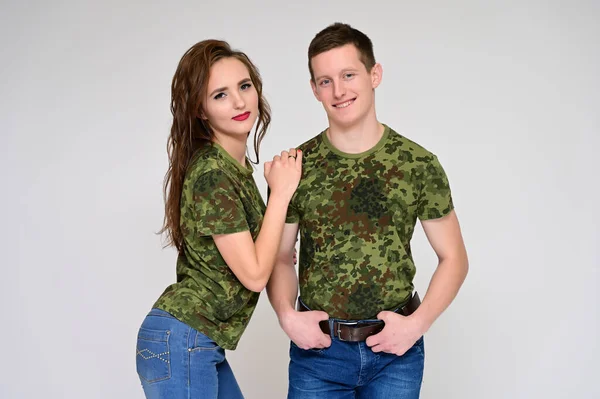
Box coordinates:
[297,292,421,342]
[297,291,415,320]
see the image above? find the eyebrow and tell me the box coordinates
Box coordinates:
[209,78,252,97]
[314,68,359,82]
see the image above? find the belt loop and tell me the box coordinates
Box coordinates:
[328,319,335,340]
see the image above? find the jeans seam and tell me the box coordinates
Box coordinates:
[184,325,191,388]
[357,342,365,386]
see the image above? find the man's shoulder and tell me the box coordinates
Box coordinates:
[296,130,325,154]
[385,126,439,163]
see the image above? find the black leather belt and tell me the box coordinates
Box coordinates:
[297,292,421,342]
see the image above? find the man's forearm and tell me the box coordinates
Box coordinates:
[266,260,299,319]
[412,255,468,333]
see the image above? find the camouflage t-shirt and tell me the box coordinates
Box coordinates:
[153,143,265,350]
[287,124,453,320]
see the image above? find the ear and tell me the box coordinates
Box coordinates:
[310,79,321,102]
[371,63,383,89]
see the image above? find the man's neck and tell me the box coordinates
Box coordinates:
[326,113,384,154]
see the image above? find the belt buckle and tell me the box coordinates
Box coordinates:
[336,320,358,342]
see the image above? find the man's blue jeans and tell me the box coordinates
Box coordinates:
[288,324,425,399]
[135,308,244,399]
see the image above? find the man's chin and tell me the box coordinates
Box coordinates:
[327,113,360,128]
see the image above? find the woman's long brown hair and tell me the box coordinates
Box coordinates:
[159,40,271,252]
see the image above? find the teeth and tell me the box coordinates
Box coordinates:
[334,100,353,108]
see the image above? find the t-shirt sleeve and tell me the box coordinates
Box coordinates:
[417,155,454,220]
[267,187,300,224]
[285,201,300,224]
[190,169,249,236]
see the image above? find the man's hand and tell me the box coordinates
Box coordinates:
[365,312,425,356]
[280,309,331,350]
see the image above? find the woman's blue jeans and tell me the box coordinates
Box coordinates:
[136,308,243,399]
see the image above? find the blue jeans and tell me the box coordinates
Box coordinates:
[135,308,243,399]
[288,327,425,398]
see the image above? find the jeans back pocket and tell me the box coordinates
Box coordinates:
[136,327,171,383]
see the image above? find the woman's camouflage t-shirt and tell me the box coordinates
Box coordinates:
[154,143,265,350]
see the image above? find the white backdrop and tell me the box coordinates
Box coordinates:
[1,1,598,398]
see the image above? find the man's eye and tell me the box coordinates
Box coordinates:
[320,79,330,86]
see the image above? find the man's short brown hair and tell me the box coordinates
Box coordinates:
[308,23,376,81]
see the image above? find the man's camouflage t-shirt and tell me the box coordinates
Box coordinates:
[154,143,265,350]
[287,124,453,320]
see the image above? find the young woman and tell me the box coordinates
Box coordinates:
[135,39,301,398]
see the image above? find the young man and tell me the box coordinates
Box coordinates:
[266,23,469,398]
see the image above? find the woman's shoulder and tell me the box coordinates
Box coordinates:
[186,145,222,178]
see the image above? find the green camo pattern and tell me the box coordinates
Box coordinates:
[154,143,265,350]
[287,125,453,320]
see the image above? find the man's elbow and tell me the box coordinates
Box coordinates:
[440,249,469,276]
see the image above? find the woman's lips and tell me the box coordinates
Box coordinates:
[232,111,250,121]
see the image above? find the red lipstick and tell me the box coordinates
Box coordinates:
[232,111,250,121]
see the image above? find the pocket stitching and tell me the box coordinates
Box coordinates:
[138,327,170,342]
[136,330,171,383]
[189,346,219,352]
[190,330,220,352]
